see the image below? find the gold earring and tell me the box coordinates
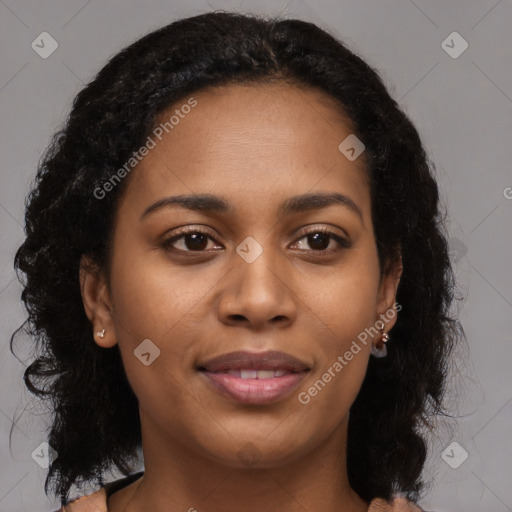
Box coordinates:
[370,329,389,358]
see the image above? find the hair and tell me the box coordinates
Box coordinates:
[11,10,462,506]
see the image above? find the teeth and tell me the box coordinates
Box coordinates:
[257,370,275,379]
[240,369,258,379]
[236,369,287,379]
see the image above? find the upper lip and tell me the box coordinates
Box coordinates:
[198,350,310,372]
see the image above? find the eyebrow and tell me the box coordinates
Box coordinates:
[140,192,363,221]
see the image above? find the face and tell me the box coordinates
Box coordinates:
[81,81,401,469]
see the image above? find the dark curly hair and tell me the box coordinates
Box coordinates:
[11,10,461,506]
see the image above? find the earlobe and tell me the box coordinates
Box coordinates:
[93,327,116,348]
[372,255,402,357]
[79,255,117,348]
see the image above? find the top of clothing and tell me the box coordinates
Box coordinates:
[54,471,431,511]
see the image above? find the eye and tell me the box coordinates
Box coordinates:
[161,226,351,255]
[290,227,351,253]
[161,227,223,253]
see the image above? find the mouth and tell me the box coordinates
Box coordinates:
[197,350,310,405]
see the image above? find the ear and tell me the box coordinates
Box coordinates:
[375,249,403,332]
[79,255,117,348]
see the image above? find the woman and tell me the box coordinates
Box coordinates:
[12,10,460,512]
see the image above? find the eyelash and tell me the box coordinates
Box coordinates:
[161,225,351,255]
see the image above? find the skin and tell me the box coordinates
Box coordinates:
[80,81,402,512]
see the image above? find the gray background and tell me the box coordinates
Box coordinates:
[1,1,511,511]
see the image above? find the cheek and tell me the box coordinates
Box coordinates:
[109,242,207,340]
[295,273,377,427]
[300,249,381,347]
[108,256,209,427]
[293,245,380,410]
[107,244,215,400]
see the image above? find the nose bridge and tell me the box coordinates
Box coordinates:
[217,235,297,327]
[234,236,286,303]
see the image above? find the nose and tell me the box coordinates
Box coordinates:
[216,246,297,330]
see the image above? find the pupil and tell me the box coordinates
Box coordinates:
[309,233,329,250]
[186,233,208,251]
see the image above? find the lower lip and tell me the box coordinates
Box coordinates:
[200,371,308,404]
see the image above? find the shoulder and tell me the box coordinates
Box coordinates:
[53,483,431,512]
[52,471,144,512]
[369,496,431,511]
[52,488,107,512]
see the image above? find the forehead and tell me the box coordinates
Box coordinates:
[119,81,370,219]
[149,81,360,162]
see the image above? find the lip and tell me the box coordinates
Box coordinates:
[198,350,310,405]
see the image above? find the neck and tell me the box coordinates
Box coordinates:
[109,411,369,512]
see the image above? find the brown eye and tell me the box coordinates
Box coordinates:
[292,228,351,253]
[305,232,331,251]
[179,232,209,251]
[162,228,223,253]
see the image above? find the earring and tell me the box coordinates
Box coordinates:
[371,329,389,358]
[96,328,106,339]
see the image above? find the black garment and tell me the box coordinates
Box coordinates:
[103,471,144,499]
